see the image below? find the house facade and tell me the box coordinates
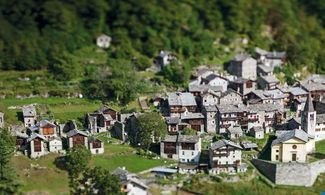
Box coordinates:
[22,105,37,127]
[67,130,88,149]
[48,137,62,152]
[88,137,104,154]
[28,134,47,158]
[160,134,201,164]
[168,92,197,116]
[209,139,243,174]
[228,54,257,81]
[96,34,111,48]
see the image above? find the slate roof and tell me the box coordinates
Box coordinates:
[304,94,314,112]
[263,89,286,99]
[221,88,242,98]
[227,126,243,134]
[27,133,46,142]
[260,75,279,84]
[66,129,88,137]
[241,141,258,149]
[168,92,196,106]
[39,120,56,128]
[217,104,247,113]
[301,82,325,92]
[162,134,200,143]
[203,105,218,112]
[258,65,273,73]
[180,112,204,120]
[287,87,308,96]
[210,139,242,150]
[165,117,180,125]
[272,129,309,146]
[22,105,36,117]
[247,103,284,112]
[265,51,286,59]
[203,74,227,82]
[233,53,251,62]
[231,77,249,84]
[188,84,222,93]
[251,126,264,132]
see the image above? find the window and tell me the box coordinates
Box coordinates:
[276,150,279,152]
[276,155,279,160]
[292,145,297,149]
[182,151,185,155]
[181,143,195,150]
[192,151,194,155]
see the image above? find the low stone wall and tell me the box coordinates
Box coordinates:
[252,159,325,186]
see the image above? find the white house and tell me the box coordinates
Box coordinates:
[48,137,62,153]
[96,34,111,49]
[28,134,47,158]
[209,139,243,174]
[88,137,104,154]
[249,126,264,139]
[22,105,37,127]
[201,74,228,92]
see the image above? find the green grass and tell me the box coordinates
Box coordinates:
[13,154,69,195]
[91,141,174,173]
[316,139,325,154]
[0,97,102,124]
[13,140,174,194]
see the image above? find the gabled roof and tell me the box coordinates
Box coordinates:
[203,105,218,112]
[22,105,36,117]
[66,129,88,138]
[271,129,309,146]
[188,84,222,93]
[287,87,308,96]
[257,65,273,73]
[162,134,200,143]
[180,112,204,120]
[260,75,279,84]
[241,141,258,149]
[233,53,251,62]
[202,74,227,83]
[165,117,180,125]
[168,92,196,106]
[221,88,242,98]
[210,139,242,150]
[27,133,46,142]
[304,94,314,112]
[227,126,243,134]
[39,120,56,128]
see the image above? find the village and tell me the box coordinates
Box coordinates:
[1,44,325,194]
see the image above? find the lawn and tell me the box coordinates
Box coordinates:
[0,97,102,124]
[316,139,325,154]
[13,140,174,194]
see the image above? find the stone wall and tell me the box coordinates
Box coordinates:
[252,159,325,187]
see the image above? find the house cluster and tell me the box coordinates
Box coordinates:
[155,48,325,172]
[11,105,106,158]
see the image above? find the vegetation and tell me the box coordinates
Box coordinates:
[316,139,325,154]
[182,127,197,136]
[129,112,167,151]
[74,167,121,195]
[66,145,91,192]
[1,0,325,99]
[0,129,20,194]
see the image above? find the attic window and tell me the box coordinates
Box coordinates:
[292,145,297,149]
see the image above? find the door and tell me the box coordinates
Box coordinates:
[292,153,297,161]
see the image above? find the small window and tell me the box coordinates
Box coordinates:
[276,150,279,152]
[182,151,185,155]
[292,145,297,149]
[276,155,279,160]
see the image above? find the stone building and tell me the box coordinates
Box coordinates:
[227,53,257,81]
[67,129,89,149]
[96,34,111,49]
[28,133,47,158]
[160,134,201,164]
[22,105,37,127]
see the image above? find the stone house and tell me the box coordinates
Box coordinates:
[155,50,177,70]
[201,89,221,107]
[257,64,273,76]
[255,47,286,68]
[201,74,228,92]
[48,137,62,153]
[39,120,57,140]
[111,113,142,142]
[67,129,88,149]
[299,75,325,101]
[188,84,222,97]
[0,112,4,128]
[219,89,243,105]
[229,77,255,95]
[271,129,314,163]
[258,75,280,90]
[22,105,37,127]
[13,129,29,152]
[216,104,247,134]
[87,106,118,134]
[112,167,149,195]
[202,105,218,133]
[59,120,78,136]
[28,133,47,158]
[166,117,181,134]
[209,139,243,174]
[249,126,264,139]
[160,134,201,164]
[167,92,197,116]
[227,53,257,81]
[226,126,243,139]
[88,137,104,154]
[245,89,286,105]
[180,112,205,133]
[96,34,111,49]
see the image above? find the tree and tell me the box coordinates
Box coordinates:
[73,167,122,195]
[66,145,91,192]
[0,128,20,194]
[132,112,167,151]
[182,127,197,136]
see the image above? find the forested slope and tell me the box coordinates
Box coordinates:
[0,0,324,100]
